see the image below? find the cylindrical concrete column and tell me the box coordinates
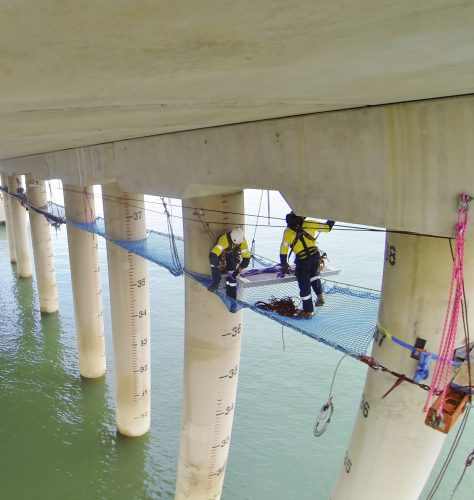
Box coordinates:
[25,176,59,313]
[64,184,106,379]
[0,189,5,223]
[0,174,17,263]
[102,183,150,437]
[331,233,474,500]
[176,192,245,500]
[7,175,32,277]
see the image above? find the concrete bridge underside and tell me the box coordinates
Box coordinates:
[1,94,474,239]
[1,2,474,236]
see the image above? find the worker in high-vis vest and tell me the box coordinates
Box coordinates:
[280,212,335,318]
[208,227,251,299]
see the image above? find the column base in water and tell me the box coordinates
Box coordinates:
[102,183,151,437]
[7,175,32,277]
[331,233,474,500]
[176,192,245,500]
[64,184,106,379]
[26,176,59,313]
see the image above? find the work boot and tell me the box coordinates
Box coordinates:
[315,293,325,306]
[294,310,314,319]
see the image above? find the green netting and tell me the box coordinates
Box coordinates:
[49,202,379,358]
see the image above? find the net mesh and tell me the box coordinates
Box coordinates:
[50,202,379,358]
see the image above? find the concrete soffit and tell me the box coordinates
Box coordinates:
[0,95,473,239]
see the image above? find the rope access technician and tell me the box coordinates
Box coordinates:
[280,212,335,318]
[207,227,251,299]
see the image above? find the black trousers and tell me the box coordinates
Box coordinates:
[295,253,322,312]
[210,254,239,299]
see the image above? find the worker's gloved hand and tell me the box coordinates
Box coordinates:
[231,267,241,279]
[207,283,219,293]
[281,263,291,275]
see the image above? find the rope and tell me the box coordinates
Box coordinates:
[281,326,286,351]
[267,190,271,226]
[0,185,66,228]
[425,404,471,500]
[255,296,301,317]
[250,189,265,260]
[450,444,474,499]
[161,197,183,274]
[52,184,460,239]
[424,193,473,415]
[313,354,347,437]
[193,207,216,242]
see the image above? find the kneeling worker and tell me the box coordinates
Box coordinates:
[280,212,335,318]
[207,227,251,299]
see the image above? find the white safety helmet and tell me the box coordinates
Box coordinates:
[230,227,245,245]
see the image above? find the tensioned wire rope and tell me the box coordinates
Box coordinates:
[50,184,456,240]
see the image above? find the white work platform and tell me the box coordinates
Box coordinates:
[237,265,341,289]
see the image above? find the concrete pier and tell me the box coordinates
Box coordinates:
[7,175,32,277]
[175,191,245,500]
[0,189,4,224]
[102,182,151,437]
[0,174,17,263]
[331,233,474,500]
[64,184,106,379]
[25,176,59,313]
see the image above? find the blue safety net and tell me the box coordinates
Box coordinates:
[191,273,379,358]
[47,202,379,358]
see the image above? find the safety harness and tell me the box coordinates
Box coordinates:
[216,233,242,270]
[288,224,318,260]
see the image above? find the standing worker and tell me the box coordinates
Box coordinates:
[280,212,335,318]
[207,227,251,299]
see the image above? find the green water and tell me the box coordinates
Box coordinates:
[0,191,472,499]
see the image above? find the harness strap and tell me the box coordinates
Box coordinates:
[290,225,317,260]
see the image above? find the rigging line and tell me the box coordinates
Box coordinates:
[57,185,281,228]
[327,354,348,401]
[161,197,182,272]
[52,185,457,240]
[452,233,473,397]
[450,443,474,499]
[313,354,347,437]
[267,190,271,226]
[57,184,373,230]
[251,190,265,253]
[52,184,288,222]
[425,405,471,500]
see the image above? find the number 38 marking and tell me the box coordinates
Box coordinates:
[385,244,396,266]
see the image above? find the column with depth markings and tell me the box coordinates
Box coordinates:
[331,233,474,500]
[64,184,106,378]
[7,175,32,277]
[0,174,17,263]
[102,182,150,437]
[176,191,245,500]
[25,175,59,313]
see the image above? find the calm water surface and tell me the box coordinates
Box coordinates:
[0,189,472,499]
